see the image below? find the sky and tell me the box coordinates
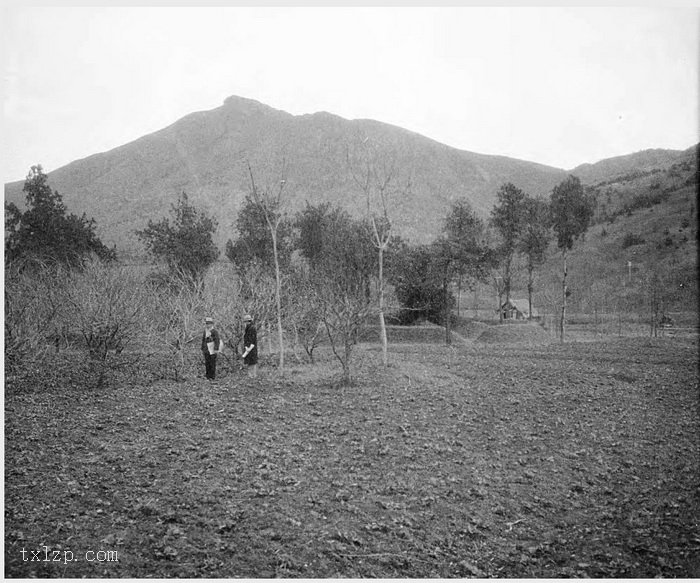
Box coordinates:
[2,4,699,184]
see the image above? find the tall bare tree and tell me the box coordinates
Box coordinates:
[245,159,289,374]
[347,136,409,367]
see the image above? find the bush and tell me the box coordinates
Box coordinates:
[63,257,153,388]
[621,233,645,249]
[4,260,69,373]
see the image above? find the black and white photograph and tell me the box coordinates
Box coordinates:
[3,3,699,578]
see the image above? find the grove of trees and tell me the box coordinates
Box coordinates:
[5,162,693,387]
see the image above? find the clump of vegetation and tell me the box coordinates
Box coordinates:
[626,189,672,213]
[621,233,646,249]
[5,165,115,266]
[137,192,219,283]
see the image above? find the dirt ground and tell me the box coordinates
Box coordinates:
[4,335,699,578]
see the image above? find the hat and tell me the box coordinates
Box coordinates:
[204,317,214,323]
[243,314,253,322]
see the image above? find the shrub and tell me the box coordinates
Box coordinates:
[63,257,152,388]
[4,260,69,372]
[627,189,671,212]
[621,233,645,249]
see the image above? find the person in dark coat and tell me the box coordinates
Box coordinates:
[241,314,258,378]
[201,317,221,380]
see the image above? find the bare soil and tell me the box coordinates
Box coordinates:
[4,335,699,578]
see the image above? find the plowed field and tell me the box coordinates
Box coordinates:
[5,336,699,577]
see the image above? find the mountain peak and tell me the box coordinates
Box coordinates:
[223,94,267,108]
[221,95,293,119]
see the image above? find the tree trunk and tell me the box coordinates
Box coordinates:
[292,325,302,364]
[343,339,352,385]
[527,266,534,321]
[378,245,388,367]
[457,272,462,318]
[497,289,504,323]
[443,278,452,345]
[505,257,512,304]
[271,228,284,374]
[342,311,353,385]
[560,248,567,342]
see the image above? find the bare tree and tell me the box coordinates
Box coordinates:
[284,264,324,363]
[347,136,410,367]
[299,207,376,384]
[315,272,375,385]
[245,159,289,374]
[4,259,68,370]
[235,261,277,355]
[64,257,150,388]
[150,269,207,381]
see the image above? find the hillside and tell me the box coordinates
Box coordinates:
[493,147,698,322]
[569,148,688,185]
[5,95,569,251]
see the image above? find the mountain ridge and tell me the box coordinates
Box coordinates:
[4,95,696,251]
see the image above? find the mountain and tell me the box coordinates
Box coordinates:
[5,96,569,251]
[4,96,696,254]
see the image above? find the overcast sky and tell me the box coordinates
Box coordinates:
[2,5,699,183]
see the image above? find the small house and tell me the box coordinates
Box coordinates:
[500,299,539,320]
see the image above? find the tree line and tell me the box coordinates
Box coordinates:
[5,162,596,385]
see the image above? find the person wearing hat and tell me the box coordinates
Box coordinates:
[241,314,258,378]
[201,317,222,380]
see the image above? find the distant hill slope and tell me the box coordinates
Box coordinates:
[569,148,688,185]
[523,146,698,317]
[5,95,570,251]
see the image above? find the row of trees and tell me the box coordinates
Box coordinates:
[6,160,597,385]
[489,176,596,338]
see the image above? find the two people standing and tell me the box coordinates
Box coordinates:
[201,314,258,380]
